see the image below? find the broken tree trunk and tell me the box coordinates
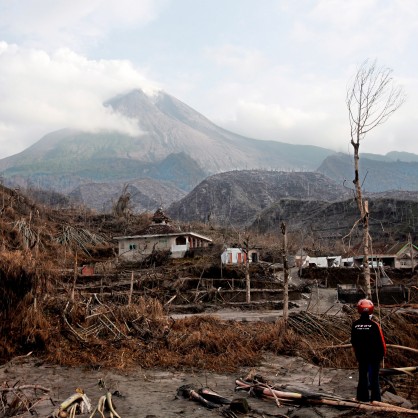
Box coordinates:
[281,222,289,330]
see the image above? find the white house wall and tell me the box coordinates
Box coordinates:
[118,236,177,259]
[170,243,190,258]
[221,248,246,265]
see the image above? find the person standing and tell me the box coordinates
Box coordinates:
[350,299,386,402]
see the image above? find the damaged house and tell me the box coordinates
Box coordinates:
[352,241,418,269]
[114,208,212,260]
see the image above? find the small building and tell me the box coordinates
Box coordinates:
[352,242,418,269]
[388,242,418,269]
[221,247,259,265]
[294,254,343,268]
[308,256,328,268]
[298,255,341,268]
[114,208,212,260]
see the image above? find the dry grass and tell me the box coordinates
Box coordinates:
[1,279,417,404]
[0,185,417,405]
[3,293,415,376]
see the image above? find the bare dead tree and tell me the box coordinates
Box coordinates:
[113,184,132,218]
[236,230,259,303]
[346,59,405,298]
[242,233,252,303]
[281,222,289,329]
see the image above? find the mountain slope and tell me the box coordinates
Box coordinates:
[250,195,418,245]
[318,153,418,192]
[0,88,417,215]
[106,90,337,172]
[69,178,186,213]
[0,89,336,186]
[167,170,350,227]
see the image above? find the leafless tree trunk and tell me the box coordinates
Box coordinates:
[128,271,134,306]
[281,222,289,329]
[113,184,131,218]
[346,60,405,298]
[244,237,251,303]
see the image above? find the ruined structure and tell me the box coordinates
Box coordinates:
[114,208,212,260]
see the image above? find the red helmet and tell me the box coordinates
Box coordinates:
[357,299,374,314]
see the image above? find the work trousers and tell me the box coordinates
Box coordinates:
[357,360,381,402]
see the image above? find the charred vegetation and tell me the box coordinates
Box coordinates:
[0,182,416,398]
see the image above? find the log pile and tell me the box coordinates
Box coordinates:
[235,374,418,416]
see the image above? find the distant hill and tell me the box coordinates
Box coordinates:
[167,170,351,227]
[250,193,418,245]
[69,178,186,213]
[363,151,418,163]
[317,153,418,192]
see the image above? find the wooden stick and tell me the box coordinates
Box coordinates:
[320,343,418,354]
[63,314,87,342]
[380,366,418,376]
[261,392,418,414]
[239,379,418,415]
[164,294,177,306]
[0,385,50,393]
[235,379,302,400]
[261,383,281,407]
[309,398,418,415]
[128,271,133,306]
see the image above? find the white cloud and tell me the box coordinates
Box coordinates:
[0,0,169,50]
[218,98,347,151]
[0,43,161,157]
[0,0,417,159]
[205,44,268,80]
[207,64,416,155]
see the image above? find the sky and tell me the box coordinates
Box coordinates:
[0,0,417,159]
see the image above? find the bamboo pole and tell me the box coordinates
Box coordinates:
[320,343,418,355]
[308,398,418,415]
[241,380,418,415]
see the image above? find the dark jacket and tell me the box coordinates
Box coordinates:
[351,313,386,363]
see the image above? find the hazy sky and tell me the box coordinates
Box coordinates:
[0,0,417,159]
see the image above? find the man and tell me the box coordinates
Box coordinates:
[350,299,386,402]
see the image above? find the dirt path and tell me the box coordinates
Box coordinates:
[171,288,343,322]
